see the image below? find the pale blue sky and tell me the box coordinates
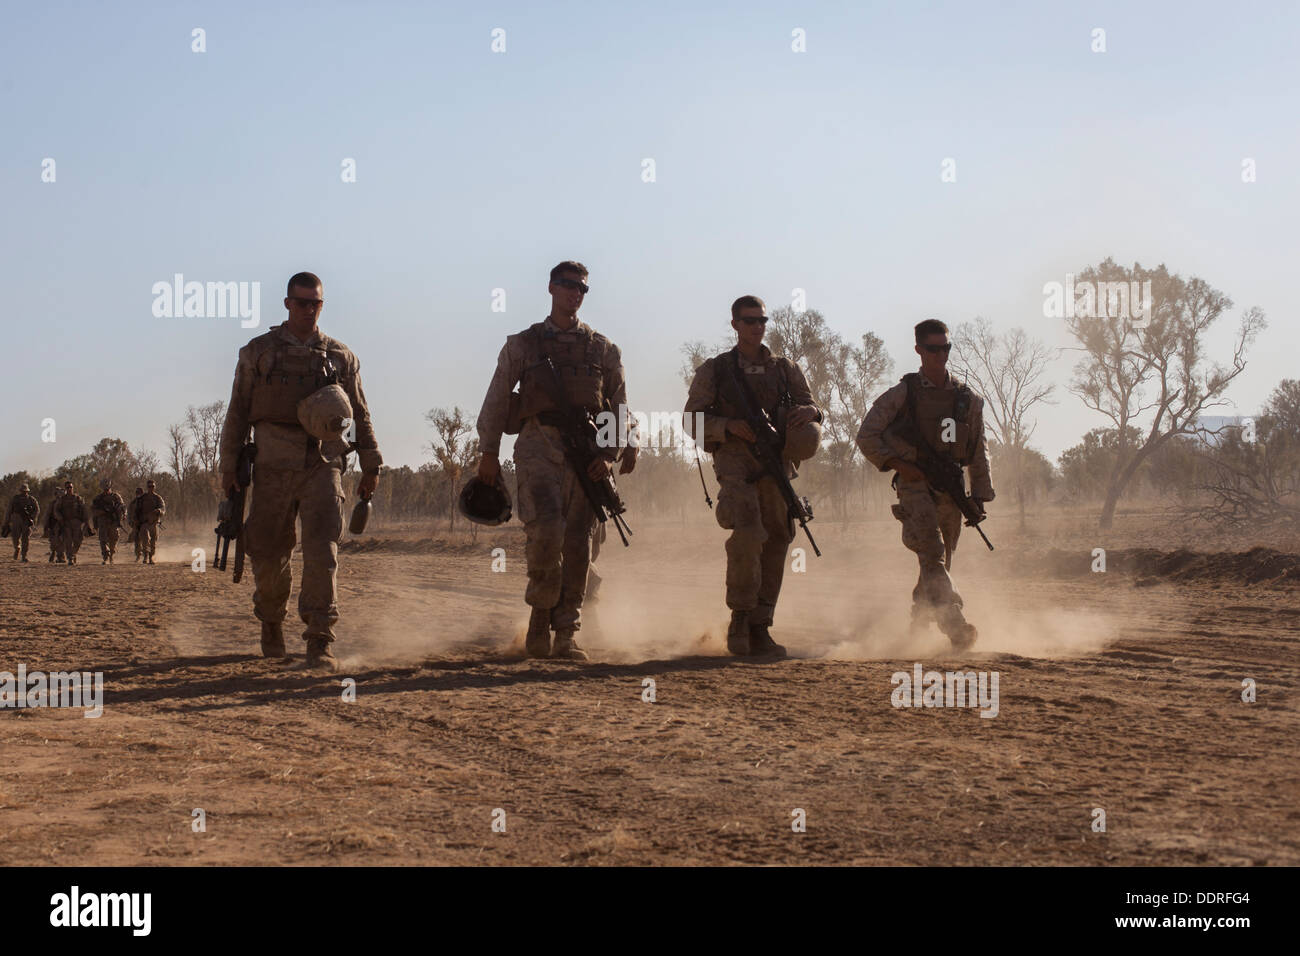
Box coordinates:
[3,0,1296,475]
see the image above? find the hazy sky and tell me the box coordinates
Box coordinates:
[3,0,1296,477]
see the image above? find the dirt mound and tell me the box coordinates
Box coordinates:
[1034,546,1300,586]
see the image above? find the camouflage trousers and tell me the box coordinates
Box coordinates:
[715,467,794,627]
[515,423,595,633]
[244,459,346,643]
[98,523,120,560]
[10,521,32,558]
[47,526,63,560]
[138,518,160,558]
[60,523,84,559]
[892,479,969,637]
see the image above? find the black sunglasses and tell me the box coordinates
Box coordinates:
[289,296,323,309]
[553,277,590,294]
[736,315,768,326]
[921,343,952,354]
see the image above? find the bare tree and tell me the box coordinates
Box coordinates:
[952,318,1056,529]
[425,406,478,532]
[1199,380,1300,530]
[1065,258,1266,528]
[186,401,226,483]
[166,423,192,530]
[764,307,840,404]
[133,449,161,484]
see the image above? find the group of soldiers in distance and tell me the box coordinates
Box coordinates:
[5,479,166,566]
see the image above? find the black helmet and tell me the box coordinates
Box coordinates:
[458,478,512,526]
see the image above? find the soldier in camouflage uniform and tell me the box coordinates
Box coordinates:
[128,487,144,561]
[6,483,40,562]
[475,261,637,661]
[856,319,994,652]
[684,295,823,658]
[91,478,127,565]
[219,271,382,670]
[55,481,89,565]
[136,480,166,564]
[45,486,65,563]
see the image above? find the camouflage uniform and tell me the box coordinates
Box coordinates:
[91,490,126,562]
[477,317,630,638]
[6,491,40,560]
[128,491,144,559]
[856,371,994,642]
[55,492,89,564]
[684,345,821,629]
[218,321,382,648]
[137,491,166,562]
[45,489,65,562]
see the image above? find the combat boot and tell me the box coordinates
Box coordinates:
[260,621,287,659]
[305,637,338,672]
[949,623,978,654]
[551,631,589,661]
[726,610,751,656]
[525,607,552,658]
[749,622,787,659]
[48,552,54,563]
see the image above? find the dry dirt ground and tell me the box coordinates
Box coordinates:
[1,513,1297,866]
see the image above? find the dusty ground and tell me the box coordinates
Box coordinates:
[1,513,1297,866]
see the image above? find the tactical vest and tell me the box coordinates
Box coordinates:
[515,322,609,421]
[94,493,124,520]
[12,495,37,522]
[248,336,342,427]
[56,495,85,522]
[707,348,785,429]
[888,372,977,463]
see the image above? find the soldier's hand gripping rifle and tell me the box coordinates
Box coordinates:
[715,355,820,557]
[898,420,994,552]
[535,356,633,546]
[214,443,257,580]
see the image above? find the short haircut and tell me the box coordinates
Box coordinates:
[549,261,588,283]
[147,480,156,486]
[914,319,949,343]
[731,295,766,320]
[287,272,323,295]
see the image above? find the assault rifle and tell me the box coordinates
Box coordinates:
[535,356,632,546]
[215,443,257,581]
[714,352,820,557]
[893,398,994,551]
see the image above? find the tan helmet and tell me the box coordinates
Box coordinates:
[296,384,354,442]
[778,408,822,464]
